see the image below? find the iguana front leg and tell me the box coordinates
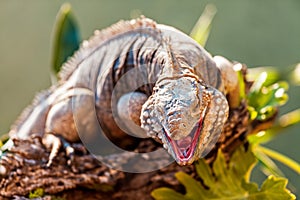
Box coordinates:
[117,92,148,138]
[43,88,95,167]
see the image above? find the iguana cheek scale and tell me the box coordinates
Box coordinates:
[4,17,239,166]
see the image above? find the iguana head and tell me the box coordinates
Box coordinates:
[141,76,229,165]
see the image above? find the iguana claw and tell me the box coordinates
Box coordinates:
[43,133,76,169]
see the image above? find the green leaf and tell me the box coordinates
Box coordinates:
[278,108,300,128]
[151,146,296,200]
[249,109,300,144]
[256,146,300,175]
[0,133,9,156]
[29,188,44,198]
[254,175,296,200]
[190,4,217,47]
[234,63,247,101]
[247,67,281,86]
[248,64,300,86]
[151,187,186,200]
[247,71,289,122]
[253,146,285,177]
[51,3,81,75]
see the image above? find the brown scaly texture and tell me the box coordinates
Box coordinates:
[0,66,274,200]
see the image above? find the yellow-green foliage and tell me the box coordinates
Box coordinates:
[51,3,80,75]
[29,188,44,199]
[151,146,296,200]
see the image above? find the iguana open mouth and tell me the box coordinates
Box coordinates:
[163,117,203,165]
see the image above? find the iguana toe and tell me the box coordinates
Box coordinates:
[42,133,76,171]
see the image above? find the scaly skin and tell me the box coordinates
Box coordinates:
[139,49,230,165]
[3,17,239,166]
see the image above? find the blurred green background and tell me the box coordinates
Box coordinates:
[0,0,299,196]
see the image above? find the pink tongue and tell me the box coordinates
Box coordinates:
[176,136,192,149]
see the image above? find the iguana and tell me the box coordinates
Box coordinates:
[3,17,240,167]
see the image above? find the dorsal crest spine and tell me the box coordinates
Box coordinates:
[59,16,158,81]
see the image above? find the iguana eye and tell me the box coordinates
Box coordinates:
[159,85,164,89]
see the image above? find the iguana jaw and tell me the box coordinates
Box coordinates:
[163,118,203,165]
[161,105,207,165]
